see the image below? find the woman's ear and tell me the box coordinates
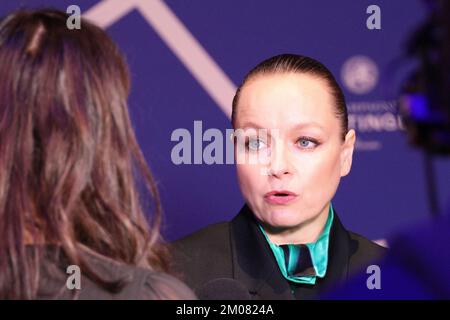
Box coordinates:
[340,129,356,177]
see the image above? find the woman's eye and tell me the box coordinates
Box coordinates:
[247,138,266,151]
[297,137,318,149]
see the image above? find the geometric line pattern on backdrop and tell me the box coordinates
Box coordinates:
[84,0,235,118]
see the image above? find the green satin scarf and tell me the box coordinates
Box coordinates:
[259,203,334,285]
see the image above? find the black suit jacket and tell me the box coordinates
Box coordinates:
[171,205,387,300]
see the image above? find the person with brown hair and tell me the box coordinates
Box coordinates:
[0,8,195,299]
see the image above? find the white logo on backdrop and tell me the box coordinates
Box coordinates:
[341,55,379,95]
[341,55,403,152]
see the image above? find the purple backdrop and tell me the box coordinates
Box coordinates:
[2,0,449,242]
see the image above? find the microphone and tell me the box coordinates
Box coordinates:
[196,278,252,300]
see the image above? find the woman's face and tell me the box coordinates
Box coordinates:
[234,73,355,241]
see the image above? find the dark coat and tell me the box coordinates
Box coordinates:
[34,245,195,300]
[171,204,387,300]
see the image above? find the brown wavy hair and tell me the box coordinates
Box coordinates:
[0,9,168,299]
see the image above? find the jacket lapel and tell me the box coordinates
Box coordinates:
[292,211,352,299]
[323,211,351,285]
[230,205,294,300]
[229,205,352,300]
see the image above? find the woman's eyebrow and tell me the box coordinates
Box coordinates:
[238,121,325,132]
[239,121,265,129]
[290,122,325,131]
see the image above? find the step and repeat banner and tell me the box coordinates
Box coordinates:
[2,0,449,242]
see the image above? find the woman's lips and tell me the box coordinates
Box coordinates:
[264,190,298,205]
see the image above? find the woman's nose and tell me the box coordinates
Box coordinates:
[267,144,292,178]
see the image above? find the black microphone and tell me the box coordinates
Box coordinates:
[196,278,252,300]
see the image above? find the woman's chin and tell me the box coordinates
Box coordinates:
[263,208,304,229]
